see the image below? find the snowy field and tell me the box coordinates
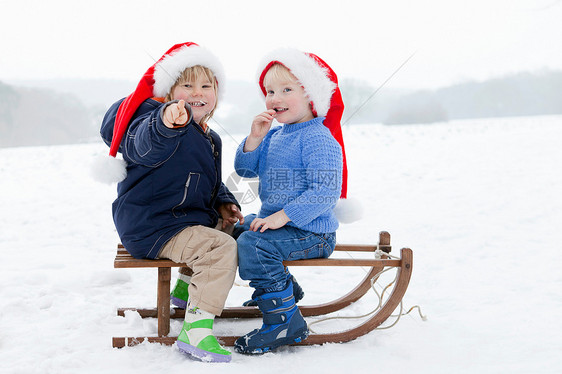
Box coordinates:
[1,115,561,373]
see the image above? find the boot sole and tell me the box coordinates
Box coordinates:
[170,296,187,309]
[234,328,309,354]
[176,340,232,363]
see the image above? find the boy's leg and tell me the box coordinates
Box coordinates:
[167,219,232,309]
[237,227,335,292]
[235,227,336,353]
[232,214,304,306]
[242,270,304,307]
[159,225,237,362]
[176,301,231,362]
[235,278,307,354]
[170,267,192,308]
[160,225,237,315]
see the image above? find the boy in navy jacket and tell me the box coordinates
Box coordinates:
[99,42,242,363]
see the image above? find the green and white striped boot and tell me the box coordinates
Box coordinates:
[176,305,232,363]
[170,274,190,309]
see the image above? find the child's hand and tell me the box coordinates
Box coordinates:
[244,109,276,152]
[163,99,190,128]
[251,109,276,138]
[218,203,245,228]
[250,209,290,233]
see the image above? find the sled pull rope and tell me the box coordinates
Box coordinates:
[307,252,426,334]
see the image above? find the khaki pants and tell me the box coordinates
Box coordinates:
[158,223,237,316]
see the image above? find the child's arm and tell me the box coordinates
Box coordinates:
[122,100,193,166]
[235,110,277,178]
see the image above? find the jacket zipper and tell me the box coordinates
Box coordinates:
[172,173,193,217]
[180,123,219,204]
[203,127,219,201]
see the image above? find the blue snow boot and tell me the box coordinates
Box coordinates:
[234,281,309,354]
[242,274,304,307]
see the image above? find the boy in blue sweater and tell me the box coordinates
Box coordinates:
[234,48,349,354]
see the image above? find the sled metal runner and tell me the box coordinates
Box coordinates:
[112,231,413,348]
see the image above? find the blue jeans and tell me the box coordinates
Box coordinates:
[236,214,336,293]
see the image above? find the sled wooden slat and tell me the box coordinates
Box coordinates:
[114,256,182,268]
[115,254,400,268]
[112,231,413,348]
[114,243,386,268]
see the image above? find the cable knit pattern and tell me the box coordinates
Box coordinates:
[235,117,342,233]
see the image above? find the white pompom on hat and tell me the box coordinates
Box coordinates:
[93,42,224,184]
[257,48,362,222]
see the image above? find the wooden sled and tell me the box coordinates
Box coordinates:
[112,231,413,348]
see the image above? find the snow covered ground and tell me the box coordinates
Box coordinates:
[1,115,561,373]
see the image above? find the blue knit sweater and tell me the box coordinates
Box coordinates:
[235,117,343,233]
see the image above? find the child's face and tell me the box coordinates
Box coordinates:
[264,71,314,125]
[170,74,217,124]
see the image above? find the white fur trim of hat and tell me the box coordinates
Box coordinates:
[257,48,337,117]
[153,45,225,98]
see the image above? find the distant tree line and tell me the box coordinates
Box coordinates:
[340,69,562,125]
[1,70,561,147]
[0,82,97,147]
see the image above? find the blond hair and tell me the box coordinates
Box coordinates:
[263,63,301,87]
[165,65,219,126]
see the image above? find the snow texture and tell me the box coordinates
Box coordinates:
[1,115,561,373]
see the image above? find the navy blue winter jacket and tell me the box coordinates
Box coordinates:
[101,98,239,259]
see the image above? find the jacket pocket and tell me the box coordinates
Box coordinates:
[172,172,201,218]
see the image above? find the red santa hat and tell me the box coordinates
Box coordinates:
[93,42,224,184]
[257,48,362,223]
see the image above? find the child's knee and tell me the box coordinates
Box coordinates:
[236,231,254,251]
[236,231,259,270]
[223,235,238,263]
[208,231,238,267]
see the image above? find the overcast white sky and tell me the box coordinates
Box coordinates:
[1,0,561,90]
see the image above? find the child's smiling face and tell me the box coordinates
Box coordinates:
[170,74,217,124]
[263,68,314,125]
